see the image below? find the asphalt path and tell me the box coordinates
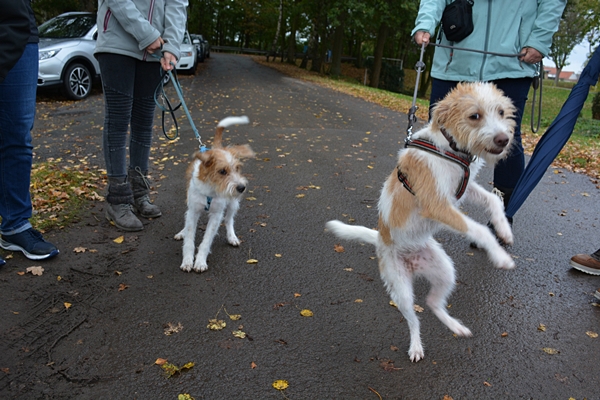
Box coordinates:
[1,53,599,399]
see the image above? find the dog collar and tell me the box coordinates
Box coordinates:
[439,127,471,156]
[397,138,474,200]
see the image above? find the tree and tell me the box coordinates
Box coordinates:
[548,0,587,85]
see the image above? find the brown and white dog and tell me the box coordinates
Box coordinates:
[326,82,517,362]
[175,116,255,272]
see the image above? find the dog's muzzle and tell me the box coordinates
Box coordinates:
[236,184,246,194]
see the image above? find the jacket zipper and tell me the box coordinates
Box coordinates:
[479,1,492,80]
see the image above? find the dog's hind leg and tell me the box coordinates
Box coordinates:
[420,240,472,337]
[378,246,424,362]
[223,198,241,246]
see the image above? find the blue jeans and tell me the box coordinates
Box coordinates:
[0,43,38,235]
[429,77,532,190]
[97,53,162,179]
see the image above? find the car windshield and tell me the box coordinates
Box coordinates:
[39,15,95,39]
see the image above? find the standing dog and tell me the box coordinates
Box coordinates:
[326,82,516,362]
[175,116,255,272]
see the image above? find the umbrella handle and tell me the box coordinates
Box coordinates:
[530,61,543,133]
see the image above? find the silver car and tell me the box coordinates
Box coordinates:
[38,12,100,100]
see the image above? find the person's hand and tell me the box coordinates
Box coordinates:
[146,37,164,54]
[161,51,177,71]
[414,31,431,46]
[519,47,543,64]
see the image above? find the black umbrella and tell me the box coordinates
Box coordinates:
[506,45,600,218]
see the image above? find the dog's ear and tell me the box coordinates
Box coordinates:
[212,126,224,148]
[431,100,450,131]
[196,150,214,167]
[228,144,255,159]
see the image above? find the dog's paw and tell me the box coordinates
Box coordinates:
[180,261,193,272]
[408,343,425,362]
[492,250,516,270]
[192,260,208,272]
[174,232,184,241]
[227,234,241,246]
[453,324,473,337]
[495,225,514,246]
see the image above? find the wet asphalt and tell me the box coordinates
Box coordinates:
[1,53,599,399]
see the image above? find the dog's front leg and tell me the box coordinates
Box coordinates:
[223,198,242,246]
[193,202,226,272]
[465,182,513,245]
[175,204,203,272]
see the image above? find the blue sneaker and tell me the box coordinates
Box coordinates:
[0,255,5,267]
[0,228,59,260]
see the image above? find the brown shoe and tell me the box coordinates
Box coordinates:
[570,252,600,275]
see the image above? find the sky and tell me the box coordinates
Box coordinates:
[544,41,592,74]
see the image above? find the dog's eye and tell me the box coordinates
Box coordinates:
[499,109,504,117]
[469,113,480,120]
[219,169,228,175]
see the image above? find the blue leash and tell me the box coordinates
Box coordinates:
[153,58,206,152]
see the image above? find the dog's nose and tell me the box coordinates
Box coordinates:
[494,133,509,148]
[236,184,246,193]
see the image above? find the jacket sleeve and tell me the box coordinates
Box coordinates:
[411,0,446,37]
[161,0,188,61]
[0,0,30,83]
[104,0,161,51]
[523,0,566,56]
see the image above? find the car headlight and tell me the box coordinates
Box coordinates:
[181,51,192,57]
[39,49,61,61]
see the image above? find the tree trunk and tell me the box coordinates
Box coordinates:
[268,0,284,61]
[330,11,347,77]
[370,22,389,88]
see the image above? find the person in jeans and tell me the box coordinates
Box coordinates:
[412,0,565,229]
[0,0,59,263]
[95,0,187,231]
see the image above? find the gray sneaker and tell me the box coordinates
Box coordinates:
[105,203,143,232]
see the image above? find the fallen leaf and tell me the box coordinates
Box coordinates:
[300,309,314,317]
[1,368,9,374]
[178,394,195,400]
[538,323,547,332]
[483,381,492,387]
[275,253,282,257]
[586,331,598,338]
[272,380,289,390]
[64,302,72,310]
[16,271,25,276]
[118,283,129,291]
[26,266,44,276]
[164,322,184,336]
[228,314,242,321]
[155,358,168,365]
[207,319,226,330]
[542,347,559,355]
[389,301,397,307]
[295,193,305,198]
[114,270,122,276]
[334,244,345,253]
[113,236,124,244]
[355,299,363,303]
[413,304,424,313]
[57,276,62,281]
[442,396,454,400]
[246,259,258,264]
[233,330,246,339]
[294,293,301,298]
[250,362,257,369]
[73,246,86,253]
[343,267,353,272]
[501,332,508,337]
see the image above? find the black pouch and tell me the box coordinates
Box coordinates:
[441,0,474,42]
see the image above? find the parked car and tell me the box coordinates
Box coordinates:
[190,34,205,63]
[38,12,100,100]
[176,31,197,74]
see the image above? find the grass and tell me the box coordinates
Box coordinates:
[254,56,600,181]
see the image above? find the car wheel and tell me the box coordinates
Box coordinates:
[63,63,92,100]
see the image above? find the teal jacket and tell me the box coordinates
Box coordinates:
[95,0,188,62]
[411,0,566,81]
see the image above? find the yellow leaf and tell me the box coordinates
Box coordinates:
[73,246,86,253]
[300,309,313,317]
[178,394,195,400]
[413,304,424,313]
[246,259,258,264]
[355,299,363,303]
[538,323,546,331]
[26,266,44,276]
[114,270,122,276]
[155,358,168,365]
[228,314,242,321]
[586,331,598,338]
[294,293,302,298]
[389,301,397,307]
[207,319,226,330]
[275,253,282,257]
[64,302,72,310]
[246,197,257,201]
[233,330,246,339]
[113,236,124,244]
[295,193,305,198]
[542,347,559,355]
[57,276,62,281]
[272,380,289,390]
[181,362,195,370]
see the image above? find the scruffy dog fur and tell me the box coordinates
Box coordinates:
[326,82,517,362]
[175,116,254,272]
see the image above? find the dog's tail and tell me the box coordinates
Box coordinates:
[214,116,250,147]
[325,220,379,246]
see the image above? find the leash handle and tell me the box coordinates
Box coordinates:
[530,60,543,133]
